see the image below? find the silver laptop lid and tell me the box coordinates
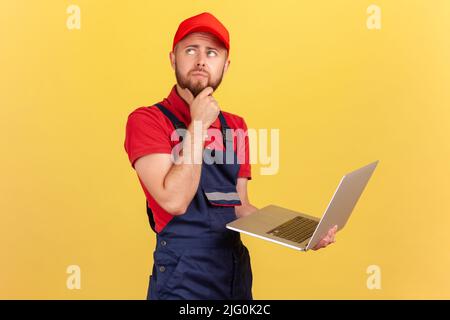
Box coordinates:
[305,160,379,250]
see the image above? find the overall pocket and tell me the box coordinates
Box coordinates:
[202,184,242,207]
[153,248,185,297]
[202,184,242,231]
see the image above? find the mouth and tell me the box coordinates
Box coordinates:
[191,71,208,78]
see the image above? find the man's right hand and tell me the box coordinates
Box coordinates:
[181,86,220,130]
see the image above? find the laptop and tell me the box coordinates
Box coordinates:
[226,160,379,251]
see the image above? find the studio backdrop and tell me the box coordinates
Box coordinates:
[1,0,449,299]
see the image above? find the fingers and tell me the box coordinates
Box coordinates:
[313,225,338,251]
[328,225,338,235]
[330,225,338,243]
[312,240,326,250]
[197,86,214,99]
[208,95,219,107]
[327,225,337,242]
[181,86,213,106]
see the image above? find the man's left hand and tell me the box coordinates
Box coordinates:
[312,225,338,251]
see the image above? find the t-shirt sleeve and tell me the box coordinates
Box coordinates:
[237,117,252,180]
[124,108,172,168]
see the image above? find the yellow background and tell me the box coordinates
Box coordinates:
[1,0,449,299]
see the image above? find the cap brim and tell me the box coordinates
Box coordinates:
[177,25,229,51]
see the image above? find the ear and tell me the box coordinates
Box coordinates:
[169,51,175,70]
[223,59,231,74]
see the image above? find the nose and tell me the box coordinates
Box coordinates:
[195,52,207,68]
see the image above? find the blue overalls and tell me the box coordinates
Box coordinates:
[145,103,253,300]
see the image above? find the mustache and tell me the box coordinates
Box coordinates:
[190,68,209,75]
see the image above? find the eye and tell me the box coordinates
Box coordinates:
[186,48,196,55]
[207,50,218,57]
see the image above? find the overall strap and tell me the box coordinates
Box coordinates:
[154,103,187,130]
[218,112,233,148]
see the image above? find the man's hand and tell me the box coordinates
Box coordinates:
[180,86,220,130]
[312,225,338,251]
[235,203,259,218]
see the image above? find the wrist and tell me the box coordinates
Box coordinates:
[187,122,208,141]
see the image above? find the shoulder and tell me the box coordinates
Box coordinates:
[126,105,171,130]
[127,105,164,122]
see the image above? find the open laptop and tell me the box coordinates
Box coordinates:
[226,160,379,251]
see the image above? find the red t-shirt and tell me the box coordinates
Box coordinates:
[124,85,251,232]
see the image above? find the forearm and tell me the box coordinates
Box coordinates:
[163,122,206,213]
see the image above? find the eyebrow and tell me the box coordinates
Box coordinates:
[184,44,219,51]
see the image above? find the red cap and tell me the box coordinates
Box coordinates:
[172,12,230,54]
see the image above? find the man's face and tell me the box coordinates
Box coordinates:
[170,32,230,97]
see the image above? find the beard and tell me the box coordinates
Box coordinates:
[175,63,225,97]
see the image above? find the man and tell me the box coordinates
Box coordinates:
[124,12,337,300]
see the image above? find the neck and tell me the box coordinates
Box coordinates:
[175,84,191,107]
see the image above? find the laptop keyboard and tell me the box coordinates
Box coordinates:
[266,216,319,244]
